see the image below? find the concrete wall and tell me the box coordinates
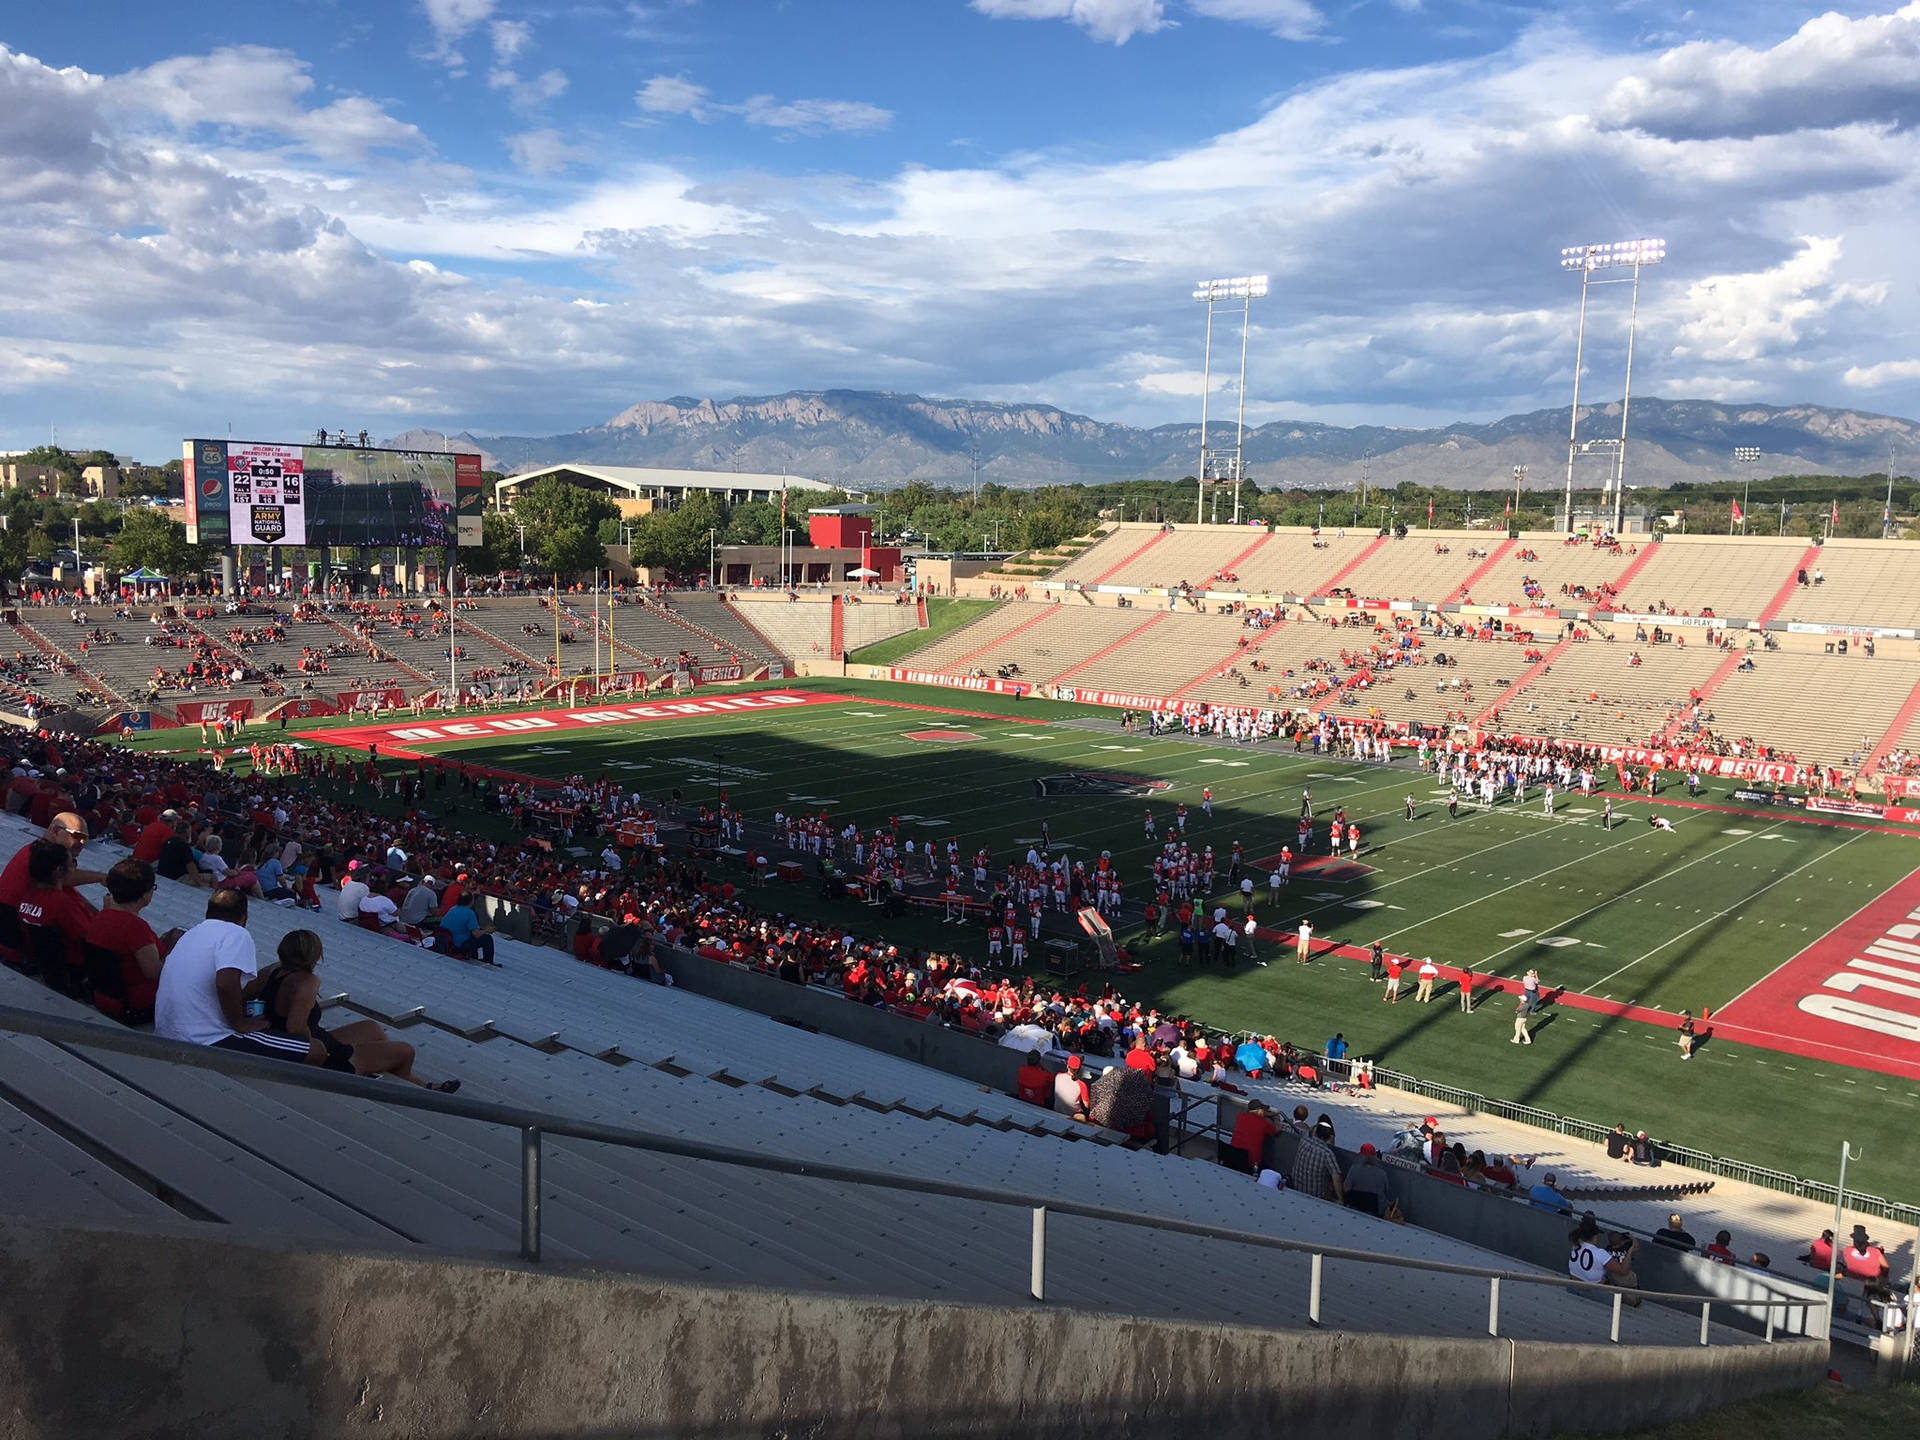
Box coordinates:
[0,1216,1826,1440]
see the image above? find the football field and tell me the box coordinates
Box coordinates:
[290,679,1920,1200]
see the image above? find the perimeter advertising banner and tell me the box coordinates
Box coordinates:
[183,438,480,548]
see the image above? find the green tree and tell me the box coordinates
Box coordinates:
[630,491,726,577]
[507,477,619,578]
[724,499,782,546]
[110,506,195,574]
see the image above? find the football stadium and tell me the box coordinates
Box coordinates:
[8,5,1920,1434]
[5,514,1920,1435]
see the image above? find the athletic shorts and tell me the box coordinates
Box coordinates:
[214,1032,314,1065]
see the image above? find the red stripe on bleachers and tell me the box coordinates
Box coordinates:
[1443,537,1514,604]
[1861,674,1920,780]
[1090,527,1173,583]
[1047,612,1171,686]
[1303,534,1387,597]
[1756,545,1825,625]
[1165,619,1293,701]
[1603,540,1661,604]
[1657,650,1742,746]
[1470,635,1576,729]
[942,605,1058,674]
[1211,531,1272,584]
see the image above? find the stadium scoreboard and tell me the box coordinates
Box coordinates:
[183,438,484,549]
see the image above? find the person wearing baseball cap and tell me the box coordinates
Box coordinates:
[1052,1054,1091,1121]
[1345,1142,1391,1216]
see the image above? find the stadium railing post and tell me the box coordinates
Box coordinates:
[1029,1207,1047,1302]
[521,1125,543,1262]
[1610,1291,1623,1344]
[1308,1252,1323,1326]
[1488,1277,1500,1337]
[1698,1302,1711,1347]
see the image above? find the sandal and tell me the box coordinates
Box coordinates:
[429,1079,462,1094]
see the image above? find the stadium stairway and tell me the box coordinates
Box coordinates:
[0,818,1746,1347]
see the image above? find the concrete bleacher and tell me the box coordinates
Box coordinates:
[1778,538,1920,630]
[1323,535,1486,605]
[0,812,1742,1347]
[1465,540,1645,611]
[1489,642,1724,746]
[1225,531,1376,596]
[901,600,1060,673]
[1699,653,1920,770]
[1624,538,1808,621]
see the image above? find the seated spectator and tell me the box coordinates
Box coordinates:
[598,915,641,974]
[193,831,230,883]
[154,819,207,887]
[1568,1216,1606,1284]
[1344,1142,1390,1216]
[1842,1225,1890,1282]
[1605,1123,1631,1160]
[1052,1054,1091,1121]
[1630,1130,1659,1166]
[253,930,459,1092]
[18,839,94,979]
[1703,1230,1736,1264]
[1653,1212,1698,1251]
[1480,1153,1519,1189]
[154,889,316,1064]
[399,875,439,928]
[0,811,106,905]
[1802,1229,1835,1270]
[253,849,295,905]
[1602,1233,1642,1305]
[1014,1050,1053,1107]
[357,884,401,933]
[437,894,498,965]
[1289,1119,1345,1203]
[83,858,182,1017]
[131,808,178,865]
[334,859,370,922]
[1528,1171,1572,1214]
[1223,1100,1278,1175]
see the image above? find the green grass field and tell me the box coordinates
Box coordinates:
[846,598,996,665]
[138,678,1920,1200]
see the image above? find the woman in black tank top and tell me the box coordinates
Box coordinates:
[259,930,459,1092]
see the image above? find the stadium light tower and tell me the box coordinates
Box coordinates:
[1559,239,1665,536]
[1733,447,1761,533]
[1193,275,1268,526]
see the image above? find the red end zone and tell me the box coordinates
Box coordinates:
[1714,864,1920,1082]
[296,689,849,757]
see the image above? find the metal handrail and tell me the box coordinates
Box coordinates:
[0,1003,1827,1347]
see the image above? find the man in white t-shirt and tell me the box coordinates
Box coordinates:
[359,888,401,930]
[1568,1223,1608,1285]
[335,861,370,922]
[154,889,313,1064]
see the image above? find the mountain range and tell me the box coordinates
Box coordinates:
[388,391,1920,493]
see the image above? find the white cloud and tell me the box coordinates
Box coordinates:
[490,19,531,64]
[490,65,569,115]
[1601,3,1920,139]
[1844,358,1920,389]
[1188,0,1324,42]
[741,96,893,135]
[636,74,710,118]
[1674,237,1887,364]
[115,46,426,162]
[969,0,1168,45]
[420,0,496,70]
[507,128,583,175]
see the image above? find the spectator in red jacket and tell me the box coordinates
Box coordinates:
[1014,1050,1053,1107]
[0,812,105,907]
[83,858,182,1015]
[1224,1100,1278,1175]
[18,840,94,975]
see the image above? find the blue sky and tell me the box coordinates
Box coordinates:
[4,0,1920,458]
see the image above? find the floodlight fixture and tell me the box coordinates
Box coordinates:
[1732,447,1762,463]
[1560,239,1666,272]
[1193,275,1269,302]
[1190,275,1268,524]
[1559,237,1669,534]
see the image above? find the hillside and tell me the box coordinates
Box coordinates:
[388,392,1920,492]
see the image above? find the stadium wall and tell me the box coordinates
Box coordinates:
[0,1216,1826,1440]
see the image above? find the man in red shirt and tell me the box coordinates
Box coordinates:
[0,812,105,908]
[1014,1050,1053,1107]
[132,809,179,864]
[1225,1100,1278,1175]
[17,841,95,978]
[84,858,180,1016]
[1123,1037,1158,1074]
